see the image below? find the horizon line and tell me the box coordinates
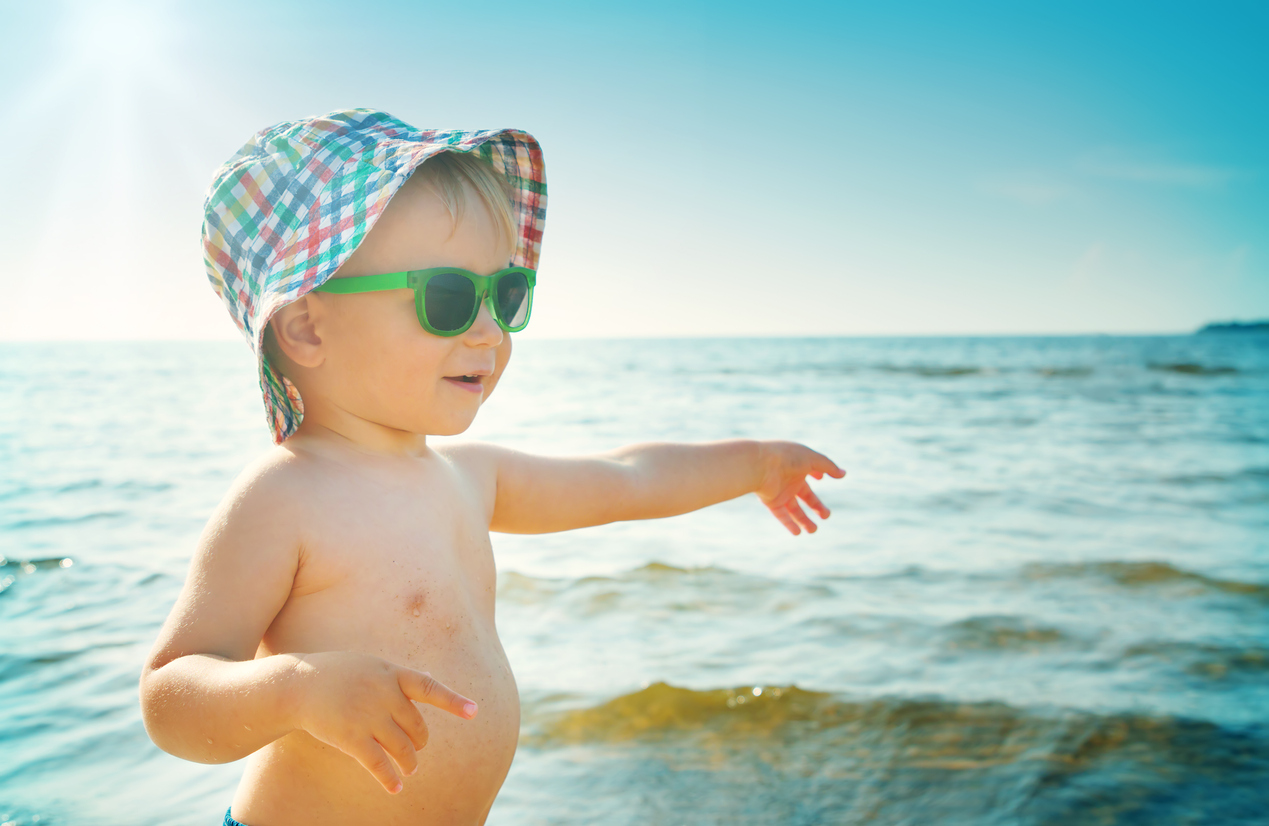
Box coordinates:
[0,329,1235,344]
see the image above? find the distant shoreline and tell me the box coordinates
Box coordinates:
[1197,321,1269,334]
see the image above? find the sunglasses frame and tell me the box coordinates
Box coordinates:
[314,266,536,337]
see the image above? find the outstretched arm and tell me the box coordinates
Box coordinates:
[466,439,845,535]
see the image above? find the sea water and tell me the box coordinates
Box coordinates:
[1,335,1266,825]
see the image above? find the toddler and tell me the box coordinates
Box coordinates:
[139,108,844,826]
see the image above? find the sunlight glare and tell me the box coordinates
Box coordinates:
[58,0,181,78]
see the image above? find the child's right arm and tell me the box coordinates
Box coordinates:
[138,456,476,795]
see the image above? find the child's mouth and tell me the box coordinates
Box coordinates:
[444,374,486,393]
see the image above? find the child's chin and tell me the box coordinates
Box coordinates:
[427,412,479,438]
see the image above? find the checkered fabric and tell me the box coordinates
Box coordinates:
[201,108,548,443]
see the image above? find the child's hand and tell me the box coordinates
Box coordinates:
[755,442,846,535]
[291,651,478,794]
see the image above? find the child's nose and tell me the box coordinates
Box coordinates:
[464,297,503,346]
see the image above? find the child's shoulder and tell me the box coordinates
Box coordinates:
[433,439,502,465]
[211,444,333,527]
[218,440,509,521]
[182,446,329,590]
[233,442,319,489]
[432,440,522,487]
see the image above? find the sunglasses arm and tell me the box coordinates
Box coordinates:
[314,272,413,294]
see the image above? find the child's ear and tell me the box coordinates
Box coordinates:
[270,296,325,368]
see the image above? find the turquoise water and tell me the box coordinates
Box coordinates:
[2,335,1267,824]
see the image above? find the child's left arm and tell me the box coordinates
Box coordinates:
[462,440,845,536]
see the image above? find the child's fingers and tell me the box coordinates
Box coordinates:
[785,499,818,534]
[376,723,419,779]
[393,703,430,751]
[798,484,830,519]
[768,504,802,535]
[350,737,404,794]
[399,670,478,719]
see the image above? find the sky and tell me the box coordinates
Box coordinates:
[0,0,1265,340]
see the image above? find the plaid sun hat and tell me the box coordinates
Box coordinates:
[201,108,547,443]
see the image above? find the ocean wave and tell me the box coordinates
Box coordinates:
[502,559,1269,627]
[877,364,1095,378]
[507,680,1269,822]
[0,556,75,570]
[0,642,132,683]
[1124,641,1269,682]
[517,682,1269,822]
[1162,466,1269,486]
[523,682,1266,757]
[517,680,1269,812]
[523,682,829,745]
[1021,560,1269,601]
[1036,366,1094,378]
[670,363,1108,380]
[876,364,984,377]
[664,360,1260,383]
[0,557,74,597]
[499,562,834,612]
[0,478,173,507]
[939,615,1084,652]
[5,511,125,530]
[1148,362,1239,376]
[499,562,733,599]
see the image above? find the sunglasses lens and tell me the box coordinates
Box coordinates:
[495,272,531,328]
[424,272,477,332]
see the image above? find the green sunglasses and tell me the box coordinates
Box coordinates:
[314,266,536,337]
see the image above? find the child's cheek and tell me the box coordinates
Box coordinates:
[484,337,513,401]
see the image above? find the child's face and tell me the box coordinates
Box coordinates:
[289,173,516,438]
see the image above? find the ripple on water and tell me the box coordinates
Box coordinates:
[508,682,1269,825]
[1148,363,1240,376]
[939,615,1088,653]
[876,364,984,377]
[1021,560,1269,602]
[498,562,836,616]
[1123,641,1269,683]
[0,557,74,596]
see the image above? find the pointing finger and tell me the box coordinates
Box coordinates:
[815,453,846,478]
[399,670,478,719]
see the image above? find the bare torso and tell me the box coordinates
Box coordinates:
[230,444,517,826]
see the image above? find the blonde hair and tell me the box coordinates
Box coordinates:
[413,150,518,254]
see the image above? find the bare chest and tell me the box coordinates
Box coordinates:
[236,448,520,823]
[262,480,499,660]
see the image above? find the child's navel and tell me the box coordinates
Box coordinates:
[405,590,427,618]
